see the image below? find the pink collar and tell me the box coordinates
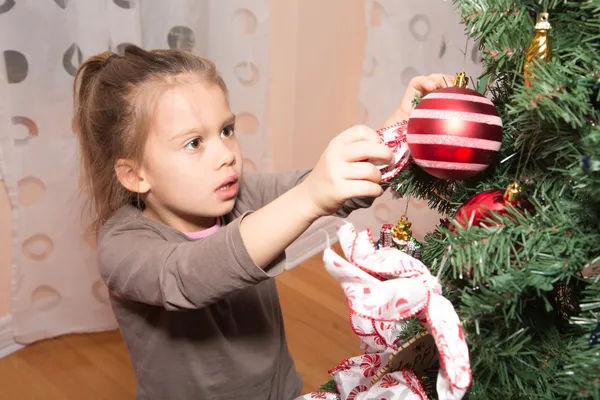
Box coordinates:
[184,218,221,239]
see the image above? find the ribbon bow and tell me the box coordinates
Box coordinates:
[296,223,471,400]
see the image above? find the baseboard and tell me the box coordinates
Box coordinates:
[0,315,24,359]
[285,216,342,270]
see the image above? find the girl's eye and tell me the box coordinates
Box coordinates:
[221,125,235,138]
[184,138,202,151]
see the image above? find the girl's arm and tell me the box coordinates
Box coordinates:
[243,169,375,219]
[99,214,281,311]
[239,125,389,268]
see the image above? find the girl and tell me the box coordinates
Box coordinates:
[74,44,450,400]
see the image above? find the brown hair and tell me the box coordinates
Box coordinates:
[73,45,227,230]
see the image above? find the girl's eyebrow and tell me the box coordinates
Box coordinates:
[221,114,236,128]
[170,114,236,142]
[170,128,203,142]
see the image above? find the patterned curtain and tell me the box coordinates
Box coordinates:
[0,0,271,345]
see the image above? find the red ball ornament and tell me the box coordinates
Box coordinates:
[451,183,534,232]
[406,72,503,180]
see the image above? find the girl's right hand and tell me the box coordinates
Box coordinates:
[299,125,393,219]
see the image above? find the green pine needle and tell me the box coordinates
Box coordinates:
[317,380,340,396]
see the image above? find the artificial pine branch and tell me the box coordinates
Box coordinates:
[386,0,600,398]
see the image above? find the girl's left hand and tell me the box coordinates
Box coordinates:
[382,73,454,127]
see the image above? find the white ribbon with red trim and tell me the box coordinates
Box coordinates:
[295,223,472,400]
[375,121,411,182]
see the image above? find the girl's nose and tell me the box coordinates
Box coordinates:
[214,140,236,169]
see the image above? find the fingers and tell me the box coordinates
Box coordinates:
[341,180,384,199]
[383,72,456,126]
[408,73,454,95]
[342,141,393,165]
[413,74,454,92]
[429,73,455,88]
[409,76,437,93]
[342,162,382,183]
[335,125,380,145]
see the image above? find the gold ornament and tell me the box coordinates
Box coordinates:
[453,71,469,89]
[504,181,522,204]
[524,12,552,87]
[392,215,412,242]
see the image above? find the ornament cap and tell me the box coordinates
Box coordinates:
[534,12,551,30]
[504,182,522,204]
[453,72,469,89]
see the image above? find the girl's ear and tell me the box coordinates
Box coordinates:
[115,159,151,194]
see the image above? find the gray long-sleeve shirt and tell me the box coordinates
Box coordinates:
[98,169,373,400]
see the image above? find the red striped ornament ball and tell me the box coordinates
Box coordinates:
[406,83,503,180]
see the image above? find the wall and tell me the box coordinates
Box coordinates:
[268,0,366,171]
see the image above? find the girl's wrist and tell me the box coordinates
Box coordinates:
[290,181,324,223]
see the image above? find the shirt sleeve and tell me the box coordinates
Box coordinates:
[241,169,312,207]
[243,169,376,216]
[335,196,376,217]
[98,212,275,311]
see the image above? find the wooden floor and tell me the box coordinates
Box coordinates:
[0,246,359,399]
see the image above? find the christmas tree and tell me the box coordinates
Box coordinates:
[311,1,599,399]
[386,1,600,398]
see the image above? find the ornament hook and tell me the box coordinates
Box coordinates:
[535,12,551,30]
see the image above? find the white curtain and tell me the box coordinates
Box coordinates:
[349,0,484,238]
[0,0,270,344]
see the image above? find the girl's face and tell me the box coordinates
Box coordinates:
[138,81,243,232]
